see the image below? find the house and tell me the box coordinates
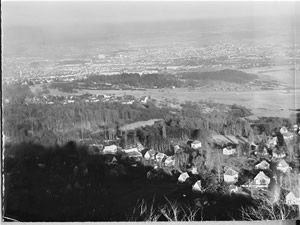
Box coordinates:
[267,137,278,149]
[164,156,175,167]
[191,140,202,149]
[223,147,236,155]
[140,96,149,104]
[173,144,181,153]
[103,145,118,154]
[293,124,299,132]
[250,142,259,151]
[123,148,143,158]
[273,151,286,159]
[209,134,239,149]
[285,190,300,206]
[137,143,144,151]
[224,168,239,183]
[276,159,291,173]
[123,147,139,154]
[155,152,167,163]
[255,160,270,170]
[190,167,198,175]
[144,149,156,160]
[282,131,294,144]
[192,180,202,192]
[111,157,118,164]
[229,185,239,193]
[253,171,270,188]
[280,126,288,135]
[178,172,190,183]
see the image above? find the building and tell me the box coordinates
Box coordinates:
[224,167,239,183]
[155,152,167,163]
[253,171,270,188]
[123,148,143,159]
[178,172,190,183]
[223,147,236,155]
[276,159,291,173]
[173,144,181,153]
[164,156,175,167]
[192,180,202,192]
[191,140,202,149]
[144,149,156,160]
[273,151,286,159]
[267,137,278,149]
[255,160,270,170]
[190,166,199,175]
[285,191,300,206]
[229,185,239,193]
[103,145,118,154]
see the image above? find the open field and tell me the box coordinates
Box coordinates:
[241,65,299,88]
[44,87,298,119]
[35,65,299,119]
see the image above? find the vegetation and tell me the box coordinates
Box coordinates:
[84,73,181,88]
[240,198,299,220]
[182,69,258,84]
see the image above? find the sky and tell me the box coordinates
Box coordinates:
[2,1,297,27]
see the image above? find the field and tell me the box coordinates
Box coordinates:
[45,87,297,119]
[34,65,299,119]
[241,65,299,88]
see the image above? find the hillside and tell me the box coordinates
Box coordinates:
[182,69,258,84]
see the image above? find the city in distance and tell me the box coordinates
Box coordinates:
[2,1,300,222]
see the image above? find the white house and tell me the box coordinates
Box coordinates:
[103,145,118,154]
[190,167,199,175]
[253,171,270,188]
[255,160,270,170]
[276,159,291,173]
[280,126,288,135]
[140,96,149,104]
[273,151,286,159]
[286,191,300,206]
[223,147,236,155]
[111,157,118,164]
[173,144,181,153]
[164,156,175,167]
[267,137,278,149]
[123,148,142,158]
[136,143,144,151]
[178,172,190,183]
[123,147,139,154]
[229,185,239,193]
[144,149,156,160]
[191,140,202,149]
[155,152,167,163]
[192,180,202,192]
[224,168,239,183]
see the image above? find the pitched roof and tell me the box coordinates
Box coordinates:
[277,159,289,168]
[254,171,270,181]
[156,152,166,158]
[178,172,190,182]
[224,167,238,176]
[192,140,201,144]
[255,160,270,168]
[210,134,232,145]
[226,135,240,145]
[291,189,300,198]
[236,136,249,144]
[192,180,202,191]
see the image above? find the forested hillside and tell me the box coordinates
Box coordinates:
[182,69,258,84]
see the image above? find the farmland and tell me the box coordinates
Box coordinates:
[43,87,298,119]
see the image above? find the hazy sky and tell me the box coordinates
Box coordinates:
[2,1,297,27]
